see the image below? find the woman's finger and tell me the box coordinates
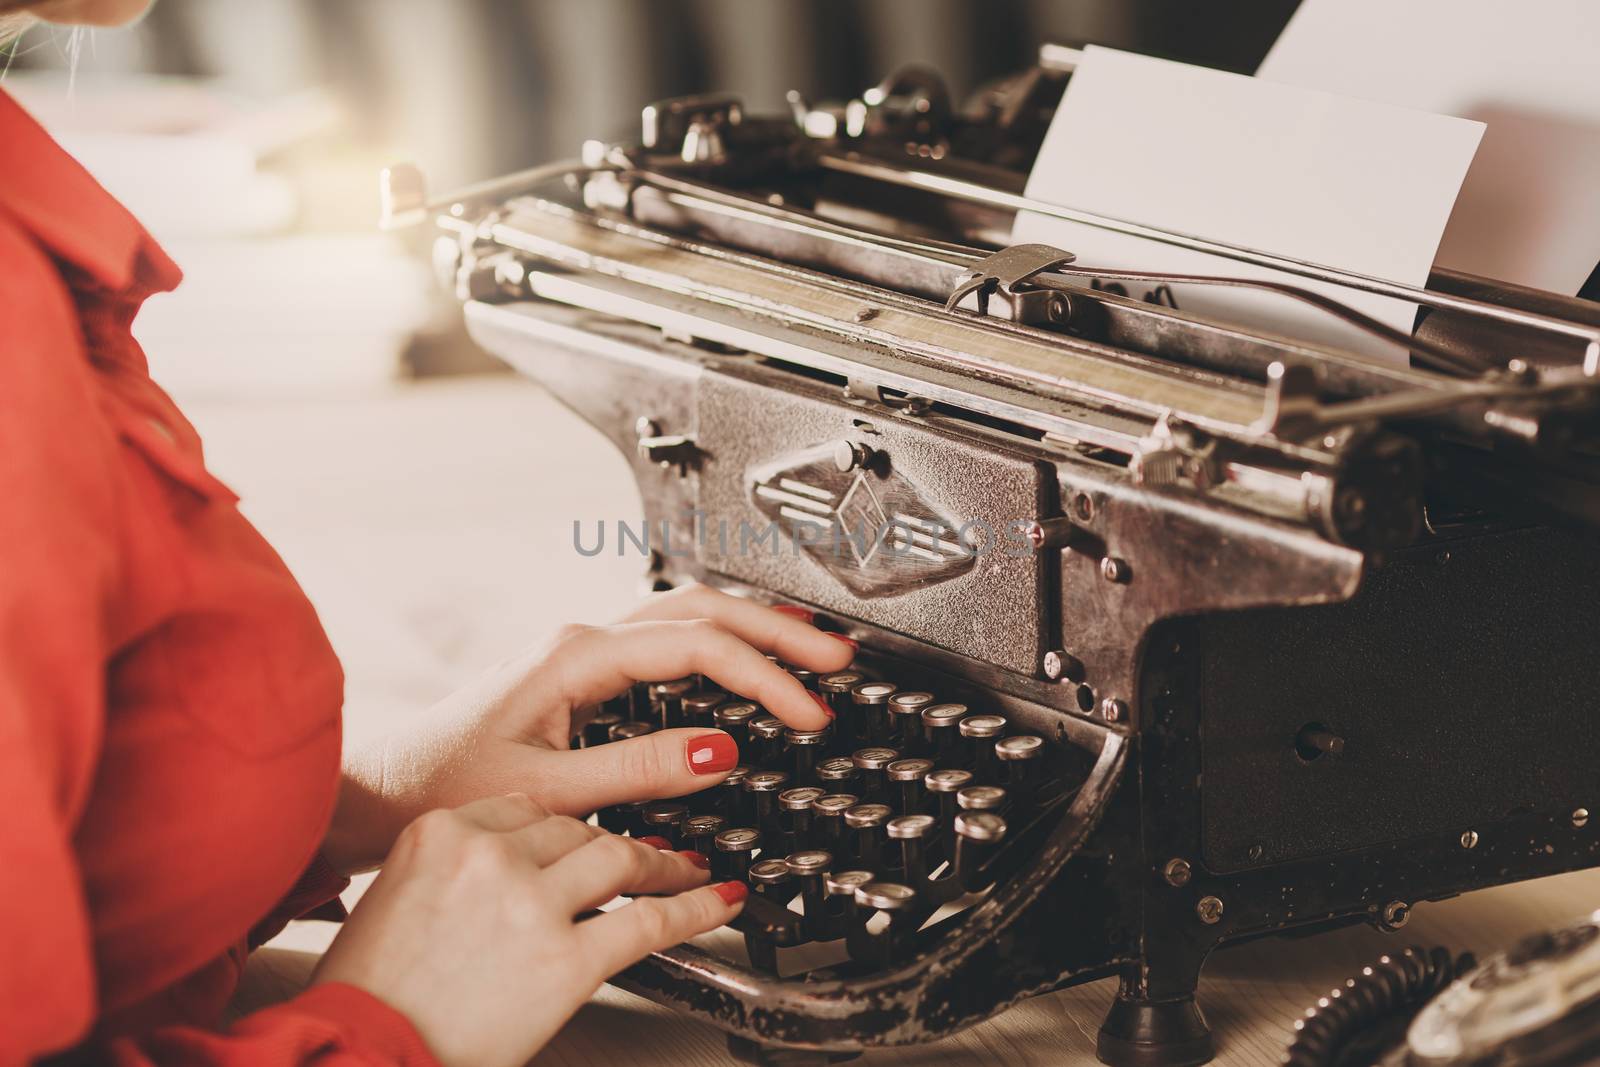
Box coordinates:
[507,812,607,867]
[526,728,740,815]
[549,620,833,729]
[624,584,854,674]
[577,882,747,980]
[544,833,711,914]
[450,792,552,833]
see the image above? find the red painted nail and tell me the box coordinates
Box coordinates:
[637,836,673,850]
[809,692,835,719]
[713,880,749,906]
[825,633,859,651]
[677,850,710,870]
[773,604,814,622]
[686,732,739,775]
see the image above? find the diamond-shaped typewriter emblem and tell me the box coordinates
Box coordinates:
[749,444,974,597]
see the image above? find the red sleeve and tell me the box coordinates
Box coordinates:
[109,985,439,1067]
[250,853,352,950]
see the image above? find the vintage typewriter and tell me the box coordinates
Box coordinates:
[384,44,1600,1067]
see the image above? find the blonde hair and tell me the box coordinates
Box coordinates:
[1,14,36,52]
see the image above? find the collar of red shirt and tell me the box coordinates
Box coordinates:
[0,87,181,298]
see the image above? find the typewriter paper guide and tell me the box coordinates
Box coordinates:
[1259,0,1600,298]
[1014,46,1485,364]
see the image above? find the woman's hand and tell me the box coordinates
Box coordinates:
[326,584,854,872]
[313,793,745,1067]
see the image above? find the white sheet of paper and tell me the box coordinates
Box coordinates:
[1259,0,1600,296]
[1013,46,1485,362]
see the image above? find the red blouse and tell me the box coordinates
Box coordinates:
[0,90,435,1065]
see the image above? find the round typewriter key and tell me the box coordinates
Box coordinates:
[851,681,899,744]
[812,793,859,853]
[719,765,752,824]
[714,701,760,758]
[778,786,826,850]
[744,769,791,838]
[582,709,623,749]
[957,784,1008,813]
[960,714,1007,778]
[822,868,875,938]
[854,881,917,912]
[786,849,834,935]
[683,813,726,858]
[748,857,798,904]
[613,800,648,839]
[851,746,901,803]
[886,812,937,884]
[954,811,1009,889]
[818,670,866,721]
[683,689,723,729]
[784,726,830,785]
[995,734,1045,801]
[924,767,974,833]
[921,703,967,763]
[784,663,820,691]
[640,801,689,848]
[887,757,935,815]
[827,869,875,897]
[748,715,787,766]
[816,756,860,791]
[887,691,934,749]
[844,802,892,868]
[609,720,654,743]
[648,678,694,730]
[712,826,762,882]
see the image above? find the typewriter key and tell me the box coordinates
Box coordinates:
[582,709,623,749]
[743,769,791,838]
[784,726,830,785]
[682,813,726,858]
[608,720,654,744]
[995,734,1044,803]
[784,664,820,691]
[844,802,892,868]
[816,756,860,791]
[960,714,1007,779]
[824,869,875,940]
[712,827,762,882]
[648,679,695,730]
[886,691,934,749]
[954,811,1008,889]
[778,786,826,850]
[921,703,968,763]
[812,793,859,854]
[818,670,866,728]
[720,765,752,824]
[850,681,899,744]
[748,715,787,767]
[924,768,975,837]
[613,800,648,838]
[886,813,937,884]
[640,801,689,848]
[749,857,799,905]
[785,849,833,937]
[852,881,921,961]
[682,689,723,730]
[887,757,935,815]
[956,784,1008,813]
[714,701,760,757]
[851,746,901,803]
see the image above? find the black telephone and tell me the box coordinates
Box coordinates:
[1284,912,1600,1066]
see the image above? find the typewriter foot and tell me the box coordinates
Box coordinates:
[726,1036,861,1066]
[1095,993,1213,1067]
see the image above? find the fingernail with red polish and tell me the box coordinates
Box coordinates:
[686,732,739,776]
[677,850,710,870]
[825,633,859,651]
[809,692,835,719]
[713,880,749,906]
[773,604,814,622]
[637,836,673,850]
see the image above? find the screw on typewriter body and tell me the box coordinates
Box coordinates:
[748,715,787,767]
[851,882,921,966]
[851,681,899,745]
[712,827,762,882]
[921,703,967,764]
[812,793,860,856]
[648,679,695,730]
[954,811,1008,891]
[713,701,759,757]
[719,765,751,825]
[886,691,934,750]
[1100,556,1130,583]
[824,869,875,940]
[1196,895,1225,926]
[816,756,860,794]
[844,802,892,869]
[959,714,1007,779]
[640,801,689,849]
[888,757,935,816]
[682,814,726,860]
[957,784,1008,815]
[818,671,866,740]
[833,439,876,473]
[786,849,834,938]
[1042,650,1084,684]
[1099,697,1128,724]
[851,746,901,803]
[682,689,723,730]
[1163,858,1193,888]
[925,768,974,846]
[581,709,623,749]
[743,770,791,839]
[784,726,830,784]
[778,786,825,851]
[887,813,937,884]
[748,857,799,906]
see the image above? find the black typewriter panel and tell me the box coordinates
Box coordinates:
[694,366,1054,678]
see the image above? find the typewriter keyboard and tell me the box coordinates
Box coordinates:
[585,657,1084,975]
